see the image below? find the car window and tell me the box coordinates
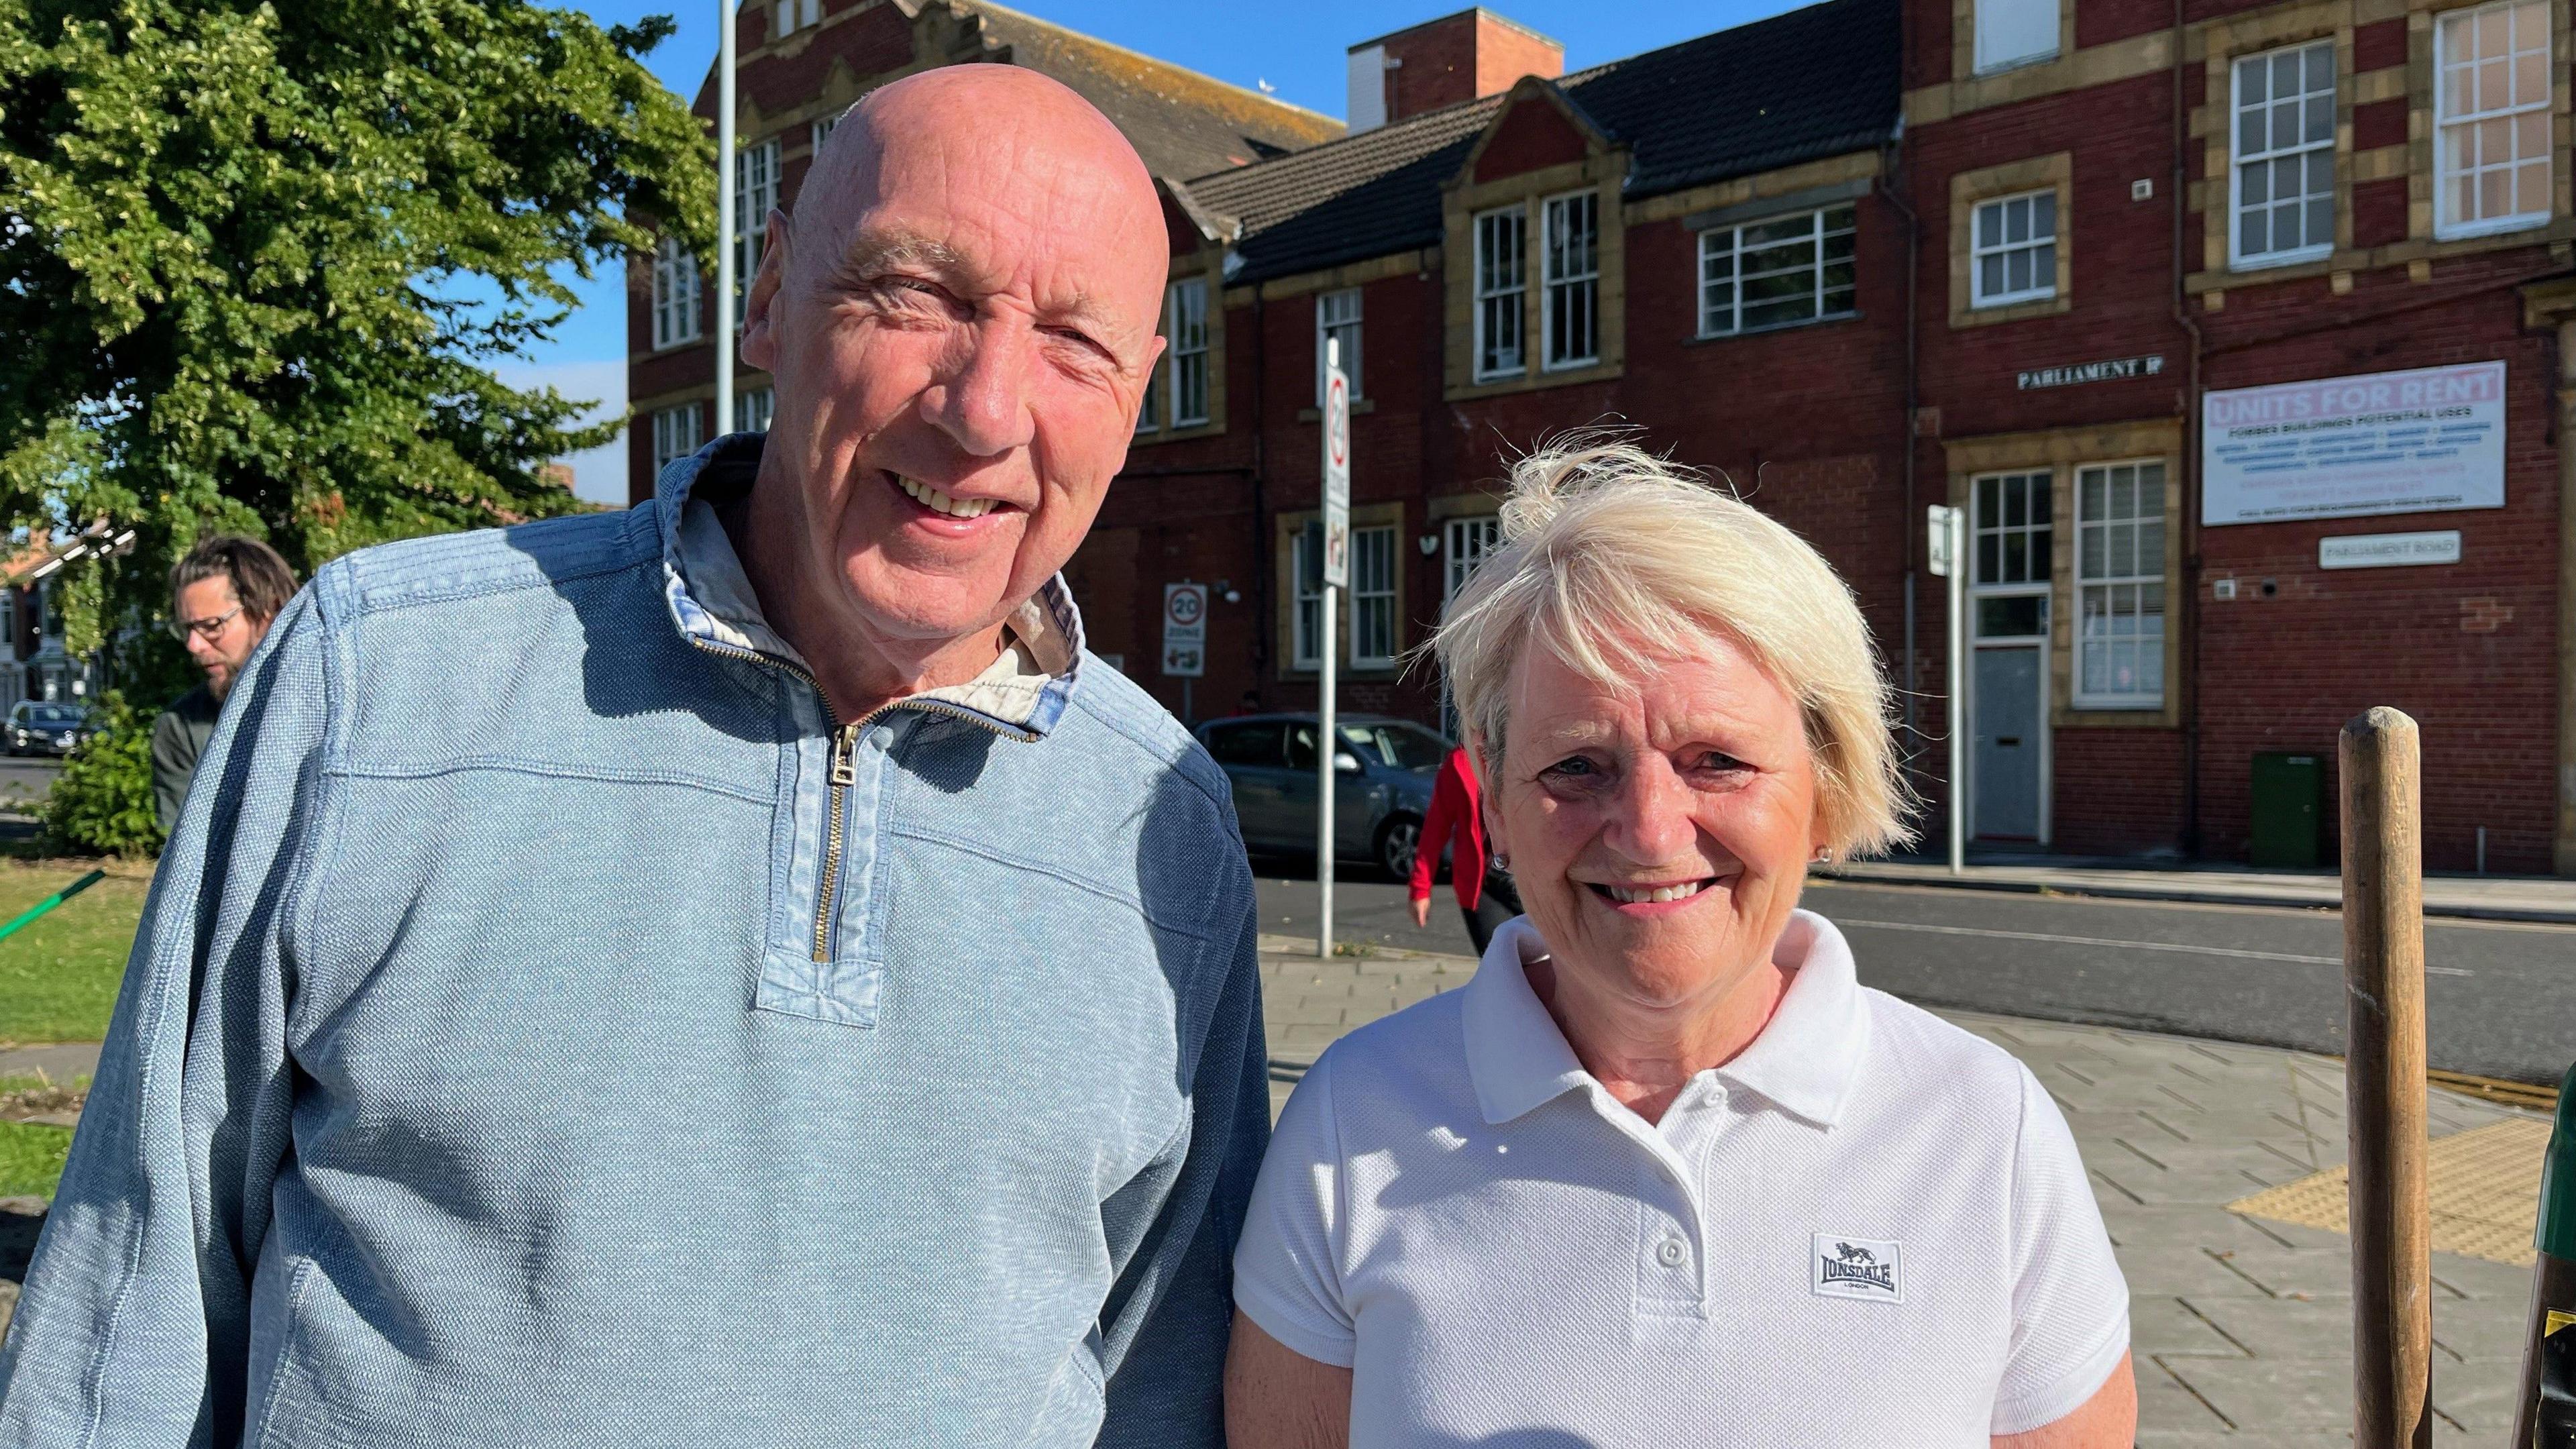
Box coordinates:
[1203,722,1282,768]
[1338,724,1449,771]
[27,706,77,727]
[1285,722,1318,771]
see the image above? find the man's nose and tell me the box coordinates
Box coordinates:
[919,317,1038,458]
[1607,759,1699,864]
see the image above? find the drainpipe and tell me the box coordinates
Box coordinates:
[1251,288,1272,682]
[1878,144,1924,762]
[2556,319,2576,875]
[2173,0,2208,859]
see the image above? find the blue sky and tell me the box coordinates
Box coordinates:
[527,1,1809,500]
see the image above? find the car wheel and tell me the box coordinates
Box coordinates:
[1377,815,1422,882]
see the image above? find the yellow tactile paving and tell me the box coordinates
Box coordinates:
[2227,1117,2552,1266]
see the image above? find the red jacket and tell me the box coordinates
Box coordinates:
[1409,746,1489,910]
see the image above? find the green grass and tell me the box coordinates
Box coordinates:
[0,1121,74,1199]
[0,861,150,1046]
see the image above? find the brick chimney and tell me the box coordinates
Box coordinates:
[1345,9,1564,133]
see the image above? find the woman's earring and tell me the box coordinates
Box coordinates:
[1811,847,1831,863]
[1492,852,1510,871]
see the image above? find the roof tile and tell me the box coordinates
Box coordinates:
[1190,0,1900,284]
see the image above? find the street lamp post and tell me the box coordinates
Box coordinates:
[715,0,736,438]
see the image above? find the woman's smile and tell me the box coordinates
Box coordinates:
[1580,875,1730,915]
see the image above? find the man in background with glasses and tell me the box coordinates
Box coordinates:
[151,535,296,833]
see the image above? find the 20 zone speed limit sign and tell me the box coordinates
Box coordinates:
[1161,582,1206,678]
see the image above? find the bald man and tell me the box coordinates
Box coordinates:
[0,69,1266,1448]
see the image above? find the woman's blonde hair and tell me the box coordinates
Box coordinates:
[1428,438,1914,859]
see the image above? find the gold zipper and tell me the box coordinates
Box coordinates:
[683,633,1041,965]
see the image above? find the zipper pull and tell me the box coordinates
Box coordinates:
[830,724,858,787]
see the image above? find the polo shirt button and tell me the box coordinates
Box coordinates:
[1656,1237,1688,1268]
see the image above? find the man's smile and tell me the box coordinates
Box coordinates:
[884,470,1024,536]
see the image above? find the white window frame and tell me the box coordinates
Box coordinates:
[651,403,703,474]
[1972,470,2055,595]
[2434,0,2555,240]
[738,386,775,435]
[1541,190,1599,371]
[1291,523,1324,670]
[1167,278,1210,427]
[651,236,701,350]
[1698,203,1860,337]
[1472,205,1525,381]
[2073,460,2167,710]
[1970,189,2058,308]
[733,138,781,319]
[1974,0,2059,73]
[2231,41,2339,270]
[1348,525,1399,667]
[1316,287,1362,403]
[1444,515,1501,604]
[810,113,838,154]
[773,0,818,39]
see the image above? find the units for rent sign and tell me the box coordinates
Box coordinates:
[2202,362,2506,526]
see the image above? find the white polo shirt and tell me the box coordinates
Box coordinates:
[1233,910,2129,1448]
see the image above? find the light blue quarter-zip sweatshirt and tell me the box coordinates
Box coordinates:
[0,435,1268,1448]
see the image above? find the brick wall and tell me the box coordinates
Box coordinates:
[1376,10,1564,123]
[1906,0,2567,870]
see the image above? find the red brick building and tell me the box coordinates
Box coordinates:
[630,0,2576,874]
[624,0,1343,499]
[1907,0,2573,872]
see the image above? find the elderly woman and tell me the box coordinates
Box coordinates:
[1225,443,2134,1448]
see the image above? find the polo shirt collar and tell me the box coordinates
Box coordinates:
[1460,917,1593,1126]
[1710,909,1873,1129]
[1458,908,1872,1130]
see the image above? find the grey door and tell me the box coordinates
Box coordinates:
[1974,647,2043,840]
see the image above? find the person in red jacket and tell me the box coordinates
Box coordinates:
[1408,744,1522,954]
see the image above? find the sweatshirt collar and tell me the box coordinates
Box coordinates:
[654,433,1084,737]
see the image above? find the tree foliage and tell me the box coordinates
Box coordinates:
[0,0,716,655]
[43,691,159,857]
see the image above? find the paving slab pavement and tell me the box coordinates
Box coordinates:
[1258,934,2554,1446]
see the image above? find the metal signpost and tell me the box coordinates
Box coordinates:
[715,1,736,437]
[1318,339,1350,959]
[1927,504,1966,875]
[1162,582,1207,723]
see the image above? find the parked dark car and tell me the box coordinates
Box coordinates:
[1195,712,1450,879]
[6,702,89,757]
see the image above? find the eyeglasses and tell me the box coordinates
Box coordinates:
[167,603,243,643]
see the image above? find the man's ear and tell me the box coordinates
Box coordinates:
[739,207,793,370]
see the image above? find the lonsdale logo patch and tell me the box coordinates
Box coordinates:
[1811,1233,1903,1303]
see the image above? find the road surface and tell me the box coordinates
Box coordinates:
[1254,864,2576,1083]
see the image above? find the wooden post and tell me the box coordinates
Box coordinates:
[2343,706,2432,1449]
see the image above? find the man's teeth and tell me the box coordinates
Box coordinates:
[1605,881,1705,905]
[897,475,996,519]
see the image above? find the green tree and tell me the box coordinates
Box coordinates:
[0,0,717,658]
[43,691,160,856]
